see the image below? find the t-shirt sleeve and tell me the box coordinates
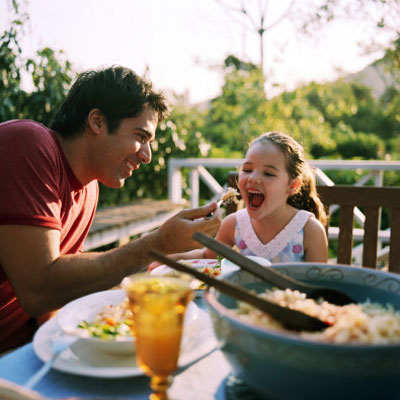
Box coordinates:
[0,122,63,230]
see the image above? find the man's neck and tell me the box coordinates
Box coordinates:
[56,132,92,186]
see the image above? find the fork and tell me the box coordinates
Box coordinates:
[193,232,355,306]
[24,334,76,389]
[205,199,224,218]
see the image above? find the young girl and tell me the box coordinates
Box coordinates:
[217,131,328,262]
[150,131,328,267]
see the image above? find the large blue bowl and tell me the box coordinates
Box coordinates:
[204,263,400,400]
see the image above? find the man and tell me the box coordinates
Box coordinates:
[0,66,220,352]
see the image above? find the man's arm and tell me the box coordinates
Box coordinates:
[0,202,220,316]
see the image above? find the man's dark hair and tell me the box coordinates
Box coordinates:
[50,65,169,137]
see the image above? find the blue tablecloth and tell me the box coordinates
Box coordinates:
[0,342,231,399]
[0,298,232,399]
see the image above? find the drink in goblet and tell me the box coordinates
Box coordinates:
[123,274,193,400]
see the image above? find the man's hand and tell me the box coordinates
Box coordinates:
[156,202,221,254]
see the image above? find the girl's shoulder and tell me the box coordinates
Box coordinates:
[215,212,237,247]
[304,213,327,238]
[221,212,237,228]
[303,212,329,262]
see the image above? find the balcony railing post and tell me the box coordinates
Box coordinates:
[190,167,200,208]
[168,159,183,204]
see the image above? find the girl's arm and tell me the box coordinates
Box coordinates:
[303,217,329,262]
[203,213,237,258]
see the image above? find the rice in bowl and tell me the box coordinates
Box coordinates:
[236,288,400,344]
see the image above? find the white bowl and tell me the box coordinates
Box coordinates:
[151,259,223,292]
[221,255,271,271]
[57,289,198,356]
[151,257,268,292]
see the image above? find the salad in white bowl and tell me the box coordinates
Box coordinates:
[57,289,198,356]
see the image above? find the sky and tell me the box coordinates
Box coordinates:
[0,0,384,104]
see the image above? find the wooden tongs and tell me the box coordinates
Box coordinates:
[193,232,355,306]
[148,249,330,332]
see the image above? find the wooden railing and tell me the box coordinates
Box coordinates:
[84,200,184,251]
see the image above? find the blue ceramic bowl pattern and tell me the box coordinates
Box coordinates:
[204,263,400,400]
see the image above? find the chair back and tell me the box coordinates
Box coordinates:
[226,171,400,273]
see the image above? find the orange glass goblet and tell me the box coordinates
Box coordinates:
[123,274,193,400]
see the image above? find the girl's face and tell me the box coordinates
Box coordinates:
[238,140,297,219]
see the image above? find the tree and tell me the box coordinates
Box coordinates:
[24,48,72,126]
[266,79,392,159]
[214,0,295,72]
[204,55,268,152]
[0,0,74,124]
[0,2,27,121]
[297,0,400,87]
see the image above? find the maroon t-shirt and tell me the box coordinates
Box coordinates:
[0,120,99,352]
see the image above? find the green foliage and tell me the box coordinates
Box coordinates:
[204,60,268,152]
[264,80,399,160]
[0,20,25,120]
[264,86,334,156]
[382,36,400,86]
[0,3,74,124]
[25,48,72,126]
[334,131,385,159]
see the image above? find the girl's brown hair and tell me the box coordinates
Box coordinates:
[250,132,328,226]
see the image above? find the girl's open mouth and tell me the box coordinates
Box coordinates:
[248,190,265,208]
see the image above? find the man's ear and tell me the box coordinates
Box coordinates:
[87,109,105,135]
[289,177,302,195]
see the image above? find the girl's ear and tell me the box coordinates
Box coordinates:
[87,109,105,135]
[289,177,302,195]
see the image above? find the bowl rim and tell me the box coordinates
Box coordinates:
[203,262,400,350]
[57,289,133,341]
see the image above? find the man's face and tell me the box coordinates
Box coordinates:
[94,105,158,188]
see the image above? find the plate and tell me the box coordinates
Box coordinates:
[33,306,217,378]
[56,289,198,356]
[150,258,241,293]
[0,378,47,400]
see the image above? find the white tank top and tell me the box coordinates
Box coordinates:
[234,208,312,263]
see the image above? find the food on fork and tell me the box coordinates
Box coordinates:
[205,187,240,219]
[220,187,240,205]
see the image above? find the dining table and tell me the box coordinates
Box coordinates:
[0,295,242,400]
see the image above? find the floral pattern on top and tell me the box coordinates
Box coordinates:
[234,209,312,263]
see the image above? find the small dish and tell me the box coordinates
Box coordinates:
[150,259,223,292]
[221,255,271,271]
[57,289,198,356]
[151,257,270,294]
